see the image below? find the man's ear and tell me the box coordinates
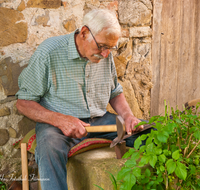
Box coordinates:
[80,26,89,40]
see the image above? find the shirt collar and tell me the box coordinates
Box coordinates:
[68,29,82,60]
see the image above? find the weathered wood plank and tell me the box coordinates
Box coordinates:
[151,0,163,116]
[151,0,200,116]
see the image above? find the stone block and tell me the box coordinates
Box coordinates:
[0,107,10,117]
[0,57,27,96]
[8,127,17,138]
[0,129,9,146]
[114,39,132,77]
[0,7,28,47]
[121,28,129,38]
[120,80,143,119]
[17,0,26,11]
[129,27,152,37]
[67,147,127,190]
[27,0,61,9]
[107,1,118,11]
[63,19,76,32]
[35,10,50,27]
[17,116,36,137]
[13,102,21,115]
[0,96,17,105]
[118,0,152,26]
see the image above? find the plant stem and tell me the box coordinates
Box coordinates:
[184,134,193,157]
[165,174,168,189]
[186,139,200,158]
[176,129,181,149]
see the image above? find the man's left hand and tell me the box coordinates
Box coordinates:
[124,114,144,135]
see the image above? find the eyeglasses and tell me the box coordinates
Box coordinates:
[84,25,118,51]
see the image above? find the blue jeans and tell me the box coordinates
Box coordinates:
[35,112,152,190]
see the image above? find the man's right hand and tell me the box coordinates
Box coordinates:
[16,99,90,139]
[55,114,90,139]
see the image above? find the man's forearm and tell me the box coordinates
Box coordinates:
[16,99,57,126]
[16,99,90,138]
[109,93,133,119]
[109,93,143,133]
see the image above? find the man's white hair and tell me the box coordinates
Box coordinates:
[82,9,121,42]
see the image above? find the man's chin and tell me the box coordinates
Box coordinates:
[93,59,101,63]
[88,58,102,63]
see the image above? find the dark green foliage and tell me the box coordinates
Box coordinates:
[0,181,6,190]
[96,101,200,190]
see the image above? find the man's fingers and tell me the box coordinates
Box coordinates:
[134,124,144,132]
[81,120,90,126]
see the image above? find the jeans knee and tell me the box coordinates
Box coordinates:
[36,128,69,163]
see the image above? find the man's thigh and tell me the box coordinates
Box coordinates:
[35,123,83,162]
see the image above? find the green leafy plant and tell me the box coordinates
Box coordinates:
[0,181,6,190]
[97,101,200,190]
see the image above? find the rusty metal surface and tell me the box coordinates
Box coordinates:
[114,140,126,159]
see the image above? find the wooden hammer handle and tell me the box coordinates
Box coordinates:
[85,125,117,132]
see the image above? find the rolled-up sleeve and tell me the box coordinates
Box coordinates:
[16,51,49,102]
[110,55,123,100]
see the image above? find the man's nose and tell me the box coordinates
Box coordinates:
[101,49,110,58]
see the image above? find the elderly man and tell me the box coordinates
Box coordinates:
[16,9,148,190]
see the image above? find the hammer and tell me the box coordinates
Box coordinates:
[84,115,126,159]
[85,115,153,159]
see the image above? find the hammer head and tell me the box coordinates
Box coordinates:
[116,115,126,140]
[110,115,126,148]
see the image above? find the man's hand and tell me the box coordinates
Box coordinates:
[123,114,144,135]
[109,93,144,135]
[55,114,90,139]
[16,99,90,139]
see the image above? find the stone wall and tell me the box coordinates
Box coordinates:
[0,0,153,185]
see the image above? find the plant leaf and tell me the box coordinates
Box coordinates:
[175,162,187,180]
[154,148,162,155]
[146,143,154,153]
[107,171,118,190]
[141,134,148,141]
[123,173,136,190]
[131,151,140,161]
[132,167,141,178]
[134,137,142,150]
[166,159,176,174]
[93,184,104,190]
[157,131,168,143]
[149,155,157,168]
[117,167,132,180]
[139,155,149,166]
[160,165,165,172]
[145,168,151,177]
[148,116,158,124]
[134,121,148,128]
[194,130,200,140]
[125,159,136,168]
[158,154,166,163]
[123,148,135,158]
[172,150,180,160]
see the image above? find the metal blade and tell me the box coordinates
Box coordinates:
[110,124,154,148]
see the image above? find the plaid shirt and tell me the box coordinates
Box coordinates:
[16,31,123,118]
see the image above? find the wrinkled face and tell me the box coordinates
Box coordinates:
[82,28,119,63]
